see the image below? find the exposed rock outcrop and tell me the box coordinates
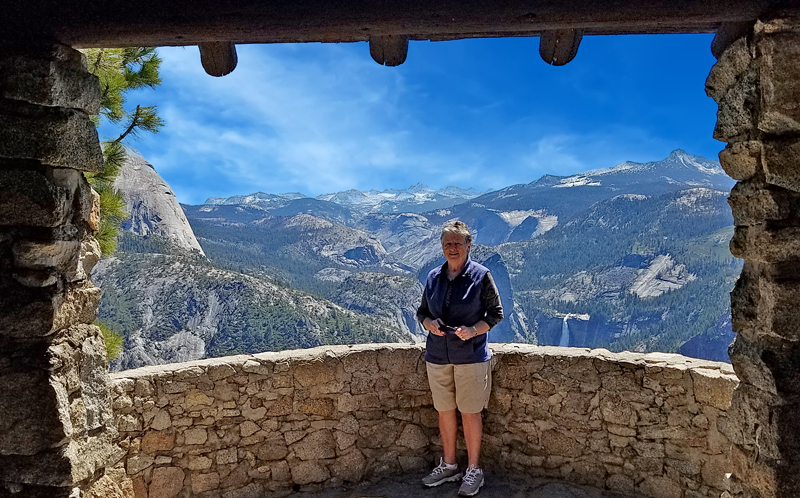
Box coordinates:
[115,149,205,255]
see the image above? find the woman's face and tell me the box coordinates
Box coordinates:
[441,231,471,269]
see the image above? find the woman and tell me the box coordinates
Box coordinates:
[417,220,503,497]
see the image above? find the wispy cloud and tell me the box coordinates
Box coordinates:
[118,35,722,205]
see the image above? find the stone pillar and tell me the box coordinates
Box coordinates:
[0,44,121,497]
[707,16,800,498]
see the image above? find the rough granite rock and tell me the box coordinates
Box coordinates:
[0,99,103,171]
[114,148,205,255]
[0,44,100,113]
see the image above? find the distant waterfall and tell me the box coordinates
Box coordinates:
[559,317,570,347]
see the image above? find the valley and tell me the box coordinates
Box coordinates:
[95,148,740,369]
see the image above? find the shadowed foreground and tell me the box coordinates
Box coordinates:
[299,472,638,498]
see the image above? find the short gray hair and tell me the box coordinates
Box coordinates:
[440,220,472,246]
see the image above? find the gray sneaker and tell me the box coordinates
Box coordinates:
[458,466,484,496]
[422,458,462,487]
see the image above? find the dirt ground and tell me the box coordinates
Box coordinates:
[296,471,637,498]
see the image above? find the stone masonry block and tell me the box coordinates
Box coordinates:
[0,99,102,172]
[0,369,66,455]
[290,461,330,485]
[728,181,800,225]
[713,67,758,142]
[757,30,800,135]
[149,467,185,498]
[763,138,800,193]
[13,239,81,272]
[729,336,778,395]
[0,279,101,338]
[718,141,762,181]
[690,368,736,410]
[706,37,753,104]
[0,167,73,227]
[292,430,336,461]
[730,261,800,342]
[0,449,74,487]
[730,224,800,263]
[0,45,100,113]
[329,449,367,483]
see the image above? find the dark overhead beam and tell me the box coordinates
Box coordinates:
[3,0,796,48]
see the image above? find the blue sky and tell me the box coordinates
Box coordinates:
[108,34,722,205]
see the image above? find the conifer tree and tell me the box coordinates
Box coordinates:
[81,47,165,255]
[81,47,165,362]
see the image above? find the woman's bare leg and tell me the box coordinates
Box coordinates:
[461,411,482,468]
[439,409,459,464]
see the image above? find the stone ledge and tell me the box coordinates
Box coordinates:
[109,344,737,498]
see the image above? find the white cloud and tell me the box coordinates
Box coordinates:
[136,44,451,202]
[119,38,721,205]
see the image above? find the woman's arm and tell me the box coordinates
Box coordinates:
[417,289,445,336]
[455,272,503,341]
[481,272,504,328]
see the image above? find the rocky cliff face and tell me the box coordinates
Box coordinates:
[115,148,204,255]
[93,252,409,370]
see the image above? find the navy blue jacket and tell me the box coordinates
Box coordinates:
[417,258,503,364]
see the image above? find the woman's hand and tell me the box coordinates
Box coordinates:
[424,317,446,336]
[455,326,477,341]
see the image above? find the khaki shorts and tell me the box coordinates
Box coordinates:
[426,361,492,414]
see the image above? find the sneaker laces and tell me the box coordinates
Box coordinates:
[431,458,453,476]
[462,466,481,485]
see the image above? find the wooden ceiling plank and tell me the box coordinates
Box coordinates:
[3,0,787,48]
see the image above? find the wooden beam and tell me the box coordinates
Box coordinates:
[539,29,584,65]
[2,0,789,49]
[369,36,409,66]
[198,42,238,76]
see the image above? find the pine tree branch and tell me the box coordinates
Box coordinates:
[114,105,140,143]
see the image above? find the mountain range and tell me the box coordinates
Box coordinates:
[204,184,491,216]
[94,148,739,369]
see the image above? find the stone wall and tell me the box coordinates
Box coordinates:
[110,344,737,498]
[0,45,119,497]
[706,15,800,498]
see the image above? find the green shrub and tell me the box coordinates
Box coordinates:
[98,322,125,361]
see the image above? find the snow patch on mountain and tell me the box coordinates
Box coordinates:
[553,177,602,188]
[317,183,491,213]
